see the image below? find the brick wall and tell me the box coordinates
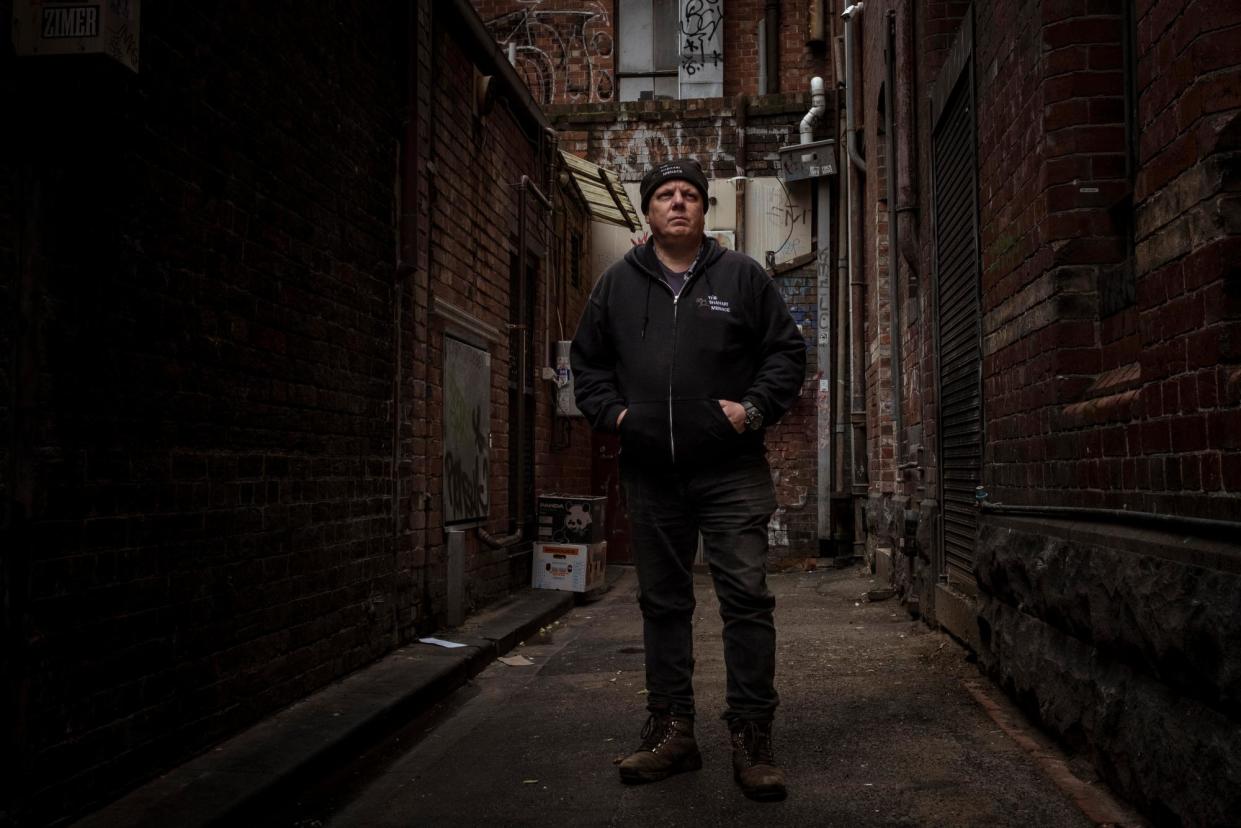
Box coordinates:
[1128,0,1241,513]
[2,3,405,821]
[474,0,616,104]
[768,265,819,561]
[0,2,595,823]
[970,0,1241,522]
[473,0,831,105]
[550,93,811,182]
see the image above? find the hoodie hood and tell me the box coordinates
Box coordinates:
[625,235,727,282]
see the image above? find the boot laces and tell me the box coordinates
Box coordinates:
[734,721,776,766]
[637,713,673,752]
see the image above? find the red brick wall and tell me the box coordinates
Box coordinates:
[1127,0,1241,511]
[971,0,1241,521]
[550,93,812,182]
[473,0,831,104]
[0,2,594,823]
[769,266,819,561]
[3,3,406,820]
[475,0,617,104]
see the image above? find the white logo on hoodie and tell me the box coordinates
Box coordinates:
[696,295,731,313]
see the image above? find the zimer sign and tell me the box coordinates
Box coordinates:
[42,4,99,38]
[12,0,142,72]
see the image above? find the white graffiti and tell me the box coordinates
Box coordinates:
[598,120,735,180]
[486,2,614,104]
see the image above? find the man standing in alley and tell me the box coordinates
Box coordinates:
[571,158,806,802]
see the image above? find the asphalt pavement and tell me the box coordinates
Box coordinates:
[269,566,1142,827]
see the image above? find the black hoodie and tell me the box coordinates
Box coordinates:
[571,236,807,469]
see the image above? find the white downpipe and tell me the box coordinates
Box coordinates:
[800,76,827,144]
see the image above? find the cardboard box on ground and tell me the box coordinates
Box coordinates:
[537,494,607,544]
[532,542,607,592]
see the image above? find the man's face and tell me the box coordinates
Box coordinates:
[645,179,705,243]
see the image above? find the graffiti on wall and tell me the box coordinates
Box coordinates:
[598,120,735,180]
[680,0,723,77]
[444,337,491,524]
[485,2,614,104]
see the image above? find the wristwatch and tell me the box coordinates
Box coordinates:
[741,400,764,431]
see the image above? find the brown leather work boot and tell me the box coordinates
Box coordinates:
[618,712,703,784]
[729,719,787,801]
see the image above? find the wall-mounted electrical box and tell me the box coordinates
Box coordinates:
[12,0,142,72]
[778,139,838,182]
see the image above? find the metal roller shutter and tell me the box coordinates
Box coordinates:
[933,74,982,591]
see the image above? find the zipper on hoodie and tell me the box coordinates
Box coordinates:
[669,294,678,464]
[647,241,705,466]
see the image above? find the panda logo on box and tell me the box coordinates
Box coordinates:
[562,504,593,542]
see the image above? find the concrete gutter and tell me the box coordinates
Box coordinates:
[72,586,581,828]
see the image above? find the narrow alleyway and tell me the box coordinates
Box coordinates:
[274,567,1127,827]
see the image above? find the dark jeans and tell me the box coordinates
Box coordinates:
[621,453,779,722]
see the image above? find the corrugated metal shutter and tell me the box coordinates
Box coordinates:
[932,73,982,591]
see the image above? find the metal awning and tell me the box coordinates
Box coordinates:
[560,151,641,231]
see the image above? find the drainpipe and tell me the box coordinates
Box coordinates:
[515,173,551,538]
[843,2,867,559]
[735,95,748,254]
[884,10,904,469]
[800,76,827,143]
[765,1,781,93]
[394,0,421,643]
[835,90,850,503]
[894,0,920,282]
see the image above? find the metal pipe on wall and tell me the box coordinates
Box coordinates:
[735,95,748,253]
[393,0,421,644]
[842,3,867,500]
[894,0,920,278]
[835,88,850,500]
[765,0,781,93]
[884,10,905,469]
[515,173,551,536]
[816,178,833,548]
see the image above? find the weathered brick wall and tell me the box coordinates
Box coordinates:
[972,0,1241,522]
[419,10,593,621]
[768,266,818,561]
[474,0,616,104]
[0,2,594,824]
[550,93,811,182]
[1127,0,1241,513]
[472,0,830,105]
[533,195,595,502]
[725,0,832,97]
[2,3,406,822]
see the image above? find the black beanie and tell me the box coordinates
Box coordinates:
[639,158,710,214]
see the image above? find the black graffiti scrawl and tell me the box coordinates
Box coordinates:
[681,0,723,76]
